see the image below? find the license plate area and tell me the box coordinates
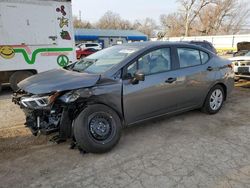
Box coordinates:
[238,67,250,74]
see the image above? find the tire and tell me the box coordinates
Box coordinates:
[74,104,122,153]
[202,85,225,114]
[80,55,86,59]
[9,71,34,91]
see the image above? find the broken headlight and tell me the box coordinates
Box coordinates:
[59,90,80,103]
[20,93,59,109]
[59,89,92,103]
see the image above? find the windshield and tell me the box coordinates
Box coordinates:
[72,45,139,73]
[245,51,250,56]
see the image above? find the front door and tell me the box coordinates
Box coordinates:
[122,47,182,124]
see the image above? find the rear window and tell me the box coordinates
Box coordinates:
[177,48,210,68]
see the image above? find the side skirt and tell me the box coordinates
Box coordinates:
[126,105,201,127]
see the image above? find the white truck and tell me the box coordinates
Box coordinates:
[0,0,76,92]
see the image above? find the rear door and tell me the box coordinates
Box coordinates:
[172,46,218,108]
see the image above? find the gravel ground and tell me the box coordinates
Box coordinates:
[0,85,25,129]
[0,83,250,188]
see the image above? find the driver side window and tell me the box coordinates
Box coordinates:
[127,63,137,77]
[126,48,171,77]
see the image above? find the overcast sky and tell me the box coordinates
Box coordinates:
[72,0,178,23]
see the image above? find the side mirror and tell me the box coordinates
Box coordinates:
[135,72,145,81]
[131,72,145,84]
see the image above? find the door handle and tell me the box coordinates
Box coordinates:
[207,66,213,71]
[165,77,176,83]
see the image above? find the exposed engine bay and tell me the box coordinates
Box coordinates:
[12,89,85,142]
[11,67,122,151]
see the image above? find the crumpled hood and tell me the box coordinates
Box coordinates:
[18,69,100,94]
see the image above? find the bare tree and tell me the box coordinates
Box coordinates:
[95,11,133,30]
[74,11,157,37]
[73,16,93,29]
[133,18,157,37]
[178,0,211,36]
[198,0,250,35]
[160,13,185,37]
[161,0,250,37]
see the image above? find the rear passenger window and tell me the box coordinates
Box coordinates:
[200,51,209,64]
[177,48,210,68]
[177,48,201,68]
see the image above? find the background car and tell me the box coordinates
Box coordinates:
[233,50,249,57]
[184,40,217,54]
[230,51,250,79]
[76,48,99,59]
[233,42,250,57]
[76,42,102,51]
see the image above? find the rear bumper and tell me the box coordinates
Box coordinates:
[234,65,250,78]
[235,74,250,78]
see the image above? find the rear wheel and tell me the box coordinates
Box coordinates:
[202,85,225,114]
[80,55,86,59]
[9,71,34,91]
[74,104,122,153]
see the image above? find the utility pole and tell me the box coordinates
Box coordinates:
[79,10,82,21]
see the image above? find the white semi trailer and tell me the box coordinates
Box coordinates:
[0,0,76,92]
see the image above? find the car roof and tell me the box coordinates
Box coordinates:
[176,40,216,53]
[121,41,196,48]
[120,41,212,53]
[104,41,215,77]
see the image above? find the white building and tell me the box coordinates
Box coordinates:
[151,34,250,52]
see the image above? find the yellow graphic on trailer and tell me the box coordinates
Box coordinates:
[57,16,69,28]
[0,46,15,59]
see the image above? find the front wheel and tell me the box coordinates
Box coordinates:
[74,104,122,153]
[202,85,225,114]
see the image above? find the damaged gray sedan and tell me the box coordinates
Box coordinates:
[12,42,234,153]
